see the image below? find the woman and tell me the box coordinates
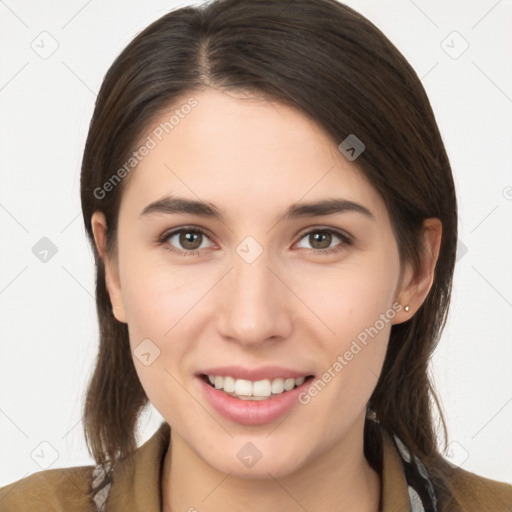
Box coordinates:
[1,0,511,511]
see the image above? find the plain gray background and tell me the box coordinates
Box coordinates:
[1,0,511,486]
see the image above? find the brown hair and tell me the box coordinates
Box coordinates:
[80,0,457,504]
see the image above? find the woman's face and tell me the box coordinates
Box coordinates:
[95,88,413,478]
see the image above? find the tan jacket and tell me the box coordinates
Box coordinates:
[1,421,511,511]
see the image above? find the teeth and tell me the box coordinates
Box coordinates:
[223,376,236,393]
[234,379,253,396]
[271,378,284,394]
[284,378,295,391]
[205,374,308,399]
[253,379,271,397]
[214,376,223,390]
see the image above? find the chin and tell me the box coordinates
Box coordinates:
[198,438,312,480]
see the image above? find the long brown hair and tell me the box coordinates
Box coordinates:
[80,0,457,504]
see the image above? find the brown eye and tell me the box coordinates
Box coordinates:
[295,228,351,254]
[178,231,203,250]
[308,231,332,250]
[161,228,213,255]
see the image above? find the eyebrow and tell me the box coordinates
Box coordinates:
[139,195,374,222]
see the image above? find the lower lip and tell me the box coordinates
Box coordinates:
[197,376,313,426]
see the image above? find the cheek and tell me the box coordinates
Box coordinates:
[294,275,396,443]
[119,248,203,341]
[119,263,199,419]
[295,258,399,342]
[118,254,212,398]
[294,256,399,403]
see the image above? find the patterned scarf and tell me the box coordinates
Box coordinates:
[393,434,438,512]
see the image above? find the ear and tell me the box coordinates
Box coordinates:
[392,218,442,324]
[91,211,127,323]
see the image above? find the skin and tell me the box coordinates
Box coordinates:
[91,88,441,512]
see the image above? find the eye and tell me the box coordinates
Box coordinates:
[295,228,351,254]
[159,227,214,256]
[158,226,351,257]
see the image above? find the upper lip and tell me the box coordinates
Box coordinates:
[197,365,314,381]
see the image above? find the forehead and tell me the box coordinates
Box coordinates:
[118,88,385,222]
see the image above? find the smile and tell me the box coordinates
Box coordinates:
[203,374,309,400]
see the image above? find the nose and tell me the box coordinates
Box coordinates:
[215,250,293,347]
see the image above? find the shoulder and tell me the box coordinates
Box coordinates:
[442,465,512,512]
[0,465,96,512]
[0,422,170,512]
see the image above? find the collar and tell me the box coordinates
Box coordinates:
[100,421,432,512]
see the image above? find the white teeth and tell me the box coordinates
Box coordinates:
[271,378,284,394]
[223,376,236,393]
[253,379,272,397]
[234,379,252,396]
[295,376,305,386]
[205,374,308,399]
[284,378,295,391]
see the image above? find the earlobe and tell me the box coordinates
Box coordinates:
[393,218,442,324]
[90,211,127,323]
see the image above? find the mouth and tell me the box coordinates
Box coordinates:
[199,373,315,401]
[196,368,316,425]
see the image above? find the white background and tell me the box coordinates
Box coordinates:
[1,0,511,487]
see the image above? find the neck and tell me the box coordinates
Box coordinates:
[161,417,380,512]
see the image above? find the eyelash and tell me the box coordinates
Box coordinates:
[157,226,352,257]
